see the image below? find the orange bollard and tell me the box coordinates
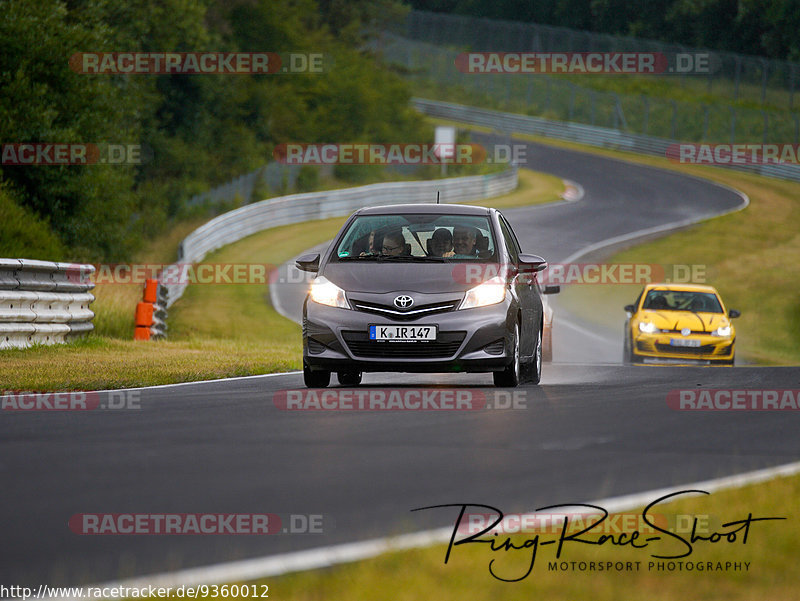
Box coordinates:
[134,326,151,340]
[143,279,158,303]
[135,302,154,327]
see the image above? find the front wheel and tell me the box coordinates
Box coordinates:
[623,329,635,365]
[494,323,521,387]
[303,362,330,388]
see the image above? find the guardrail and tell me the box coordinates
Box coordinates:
[157,168,518,310]
[0,259,95,349]
[412,98,800,183]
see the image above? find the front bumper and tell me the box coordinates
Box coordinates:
[303,298,515,373]
[633,332,735,363]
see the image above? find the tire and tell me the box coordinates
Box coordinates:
[542,325,553,363]
[623,328,635,365]
[303,362,330,388]
[526,325,543,385]
[494,323,521,387]
[337,371,362,386]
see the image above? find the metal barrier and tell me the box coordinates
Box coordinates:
[0,259,95,349]
[412,97,800,183]
[158,168,518,310]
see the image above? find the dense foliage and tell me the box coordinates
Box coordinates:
[0,0,421,260]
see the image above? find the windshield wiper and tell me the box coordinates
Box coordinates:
[339,254,449,262]
[338,254,381,260]
[376,255,448,262]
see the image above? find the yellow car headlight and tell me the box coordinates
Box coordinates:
[459,276,506,310]
[309,276,350,309]
[713,325,731,337]
[638,321,658,334]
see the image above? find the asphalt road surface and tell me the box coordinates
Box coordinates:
[3,136,797,587]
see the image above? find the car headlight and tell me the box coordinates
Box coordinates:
[713,325,731,337]
[309,276,350,309]
[459,276,506,310]
[638,321,658,334]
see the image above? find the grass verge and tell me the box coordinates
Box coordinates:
[227,471,799,600]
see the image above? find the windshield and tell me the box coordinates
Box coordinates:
[642,290,723,313]
[332,214,497,262]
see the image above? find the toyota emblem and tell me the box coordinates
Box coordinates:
[394,295,414,309]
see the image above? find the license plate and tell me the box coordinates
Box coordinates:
[670,338,701,347]
[369,325,437,341]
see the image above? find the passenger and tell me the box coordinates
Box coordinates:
[357,230,378,256]
[381,229,409,256]
[452,225,478,257]
[428,228,455,257]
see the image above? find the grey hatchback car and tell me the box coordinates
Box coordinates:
[296,204,558,387]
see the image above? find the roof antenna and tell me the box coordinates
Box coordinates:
[436,190,440,204]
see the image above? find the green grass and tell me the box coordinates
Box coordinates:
[0,169,563,391]
[218,471,800,600]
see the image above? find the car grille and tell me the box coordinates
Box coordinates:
[351,300,460,321]
[654,343,717,355]
[341,331,466,358]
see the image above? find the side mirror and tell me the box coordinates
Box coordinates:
[295,253,320,273]
[728,309,741,318]
[543,285,560,295]
[518,253,548,273]
[624,304,636,313]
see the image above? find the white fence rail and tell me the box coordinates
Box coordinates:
[158,168,518,308]
[0,259,95,349]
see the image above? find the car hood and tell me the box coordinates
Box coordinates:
[321,262,497,294]
[639,310,731,333]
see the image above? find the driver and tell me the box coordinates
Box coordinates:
[452,225,478,257]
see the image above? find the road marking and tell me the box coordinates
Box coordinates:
[58,459,800,599]
[87,371,300,394]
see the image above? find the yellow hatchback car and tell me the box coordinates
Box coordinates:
[623,283,740,365]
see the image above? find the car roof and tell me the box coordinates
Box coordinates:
[643,283,720,294]
[353,203,493,216]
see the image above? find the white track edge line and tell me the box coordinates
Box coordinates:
[55,459,800,599]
